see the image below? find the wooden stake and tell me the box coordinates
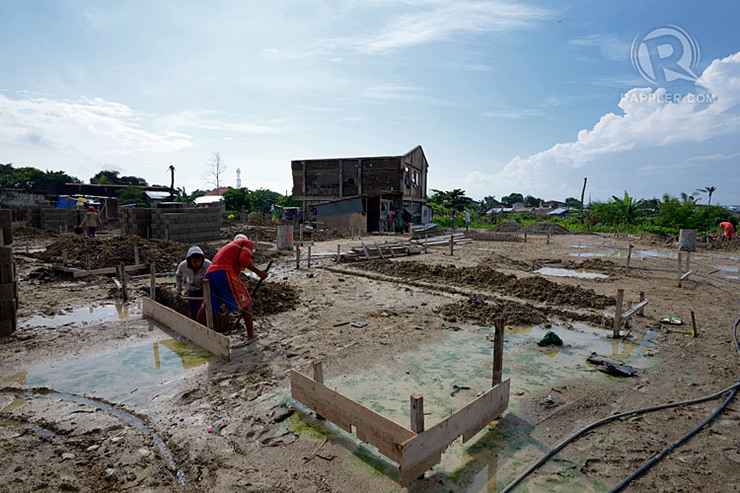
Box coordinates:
[295,245,301,269]
[307,246,312,269]
[203,279,214,330]
[150,263,156,300]
[686,251,691,271]
[120,262,128,302]
[492,318,504,386]
[86,252,91,272]
[613,288,624,338]
[410,395,424,433]
[449,235,454,256]
[134,237,139,265]
[336,244,341,263]
[691,311,697,338]
[639,291,645,316]
[524,232,527,243]
[62,250,67,267]
[546,230,551,244]
[312,360,324,384]
[677,252,683,287]
[627,244,633,271]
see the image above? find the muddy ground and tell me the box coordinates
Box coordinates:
[1,226,739,492]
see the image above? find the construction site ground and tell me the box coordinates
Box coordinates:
[1,225,739,492]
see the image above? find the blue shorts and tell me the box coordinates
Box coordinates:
[203,270,251,313]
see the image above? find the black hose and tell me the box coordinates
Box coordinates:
[608,317,740,492]
[500,317,740,493]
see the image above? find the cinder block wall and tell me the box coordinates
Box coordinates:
[151,208,222,242]
[0,209,17,336]
[121,207,222,242]
[39,209,84,233]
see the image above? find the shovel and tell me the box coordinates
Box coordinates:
[229,260,273,332]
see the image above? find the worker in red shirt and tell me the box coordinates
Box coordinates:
[196,234,268,338]
[720,221,734,240]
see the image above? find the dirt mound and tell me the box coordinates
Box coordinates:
[636,231,676,246]
[154,275,299,332]
[520,222,571,235]
[33,236,270,273]
[436,297,547,326]
[358,260,614,309]
[10,225,59,241]
[491,221,523,233]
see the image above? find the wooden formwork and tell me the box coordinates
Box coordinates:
[290,319,510,485]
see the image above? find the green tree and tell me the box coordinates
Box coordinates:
[276,194,302,208]
[501,193,524,207]
[427,189,473,211]
[696,186,717,205]
[564,197,582,208]
[223,188,252,212]
[249,188,282,213]
[523,195,542,207]
[117,186,148,206]
[91,170,120,184]
[173,187,205,204]
[610,191,646,225]
[479,195,498,211]
[119,175,148,186]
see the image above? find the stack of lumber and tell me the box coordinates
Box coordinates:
[341,240,425,261]
[411,231,470,246]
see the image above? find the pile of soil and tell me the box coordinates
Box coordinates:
[637,231,676,246]
[705,239,740,251]
[154,275,299,332]
[358,260,614,309]
[491,221,523,233]
[33,236,269,273]
[9,226,59,241]
[436,297,547,326]
[520,222,571,235]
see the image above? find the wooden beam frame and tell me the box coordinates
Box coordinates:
[142,298,230,360]
[290,368,509,485]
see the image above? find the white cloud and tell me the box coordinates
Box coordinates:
[463,51,740,199]
[158,111,286,135]
[568,34,630,61]
[352,1,551,53]
[0,94,193,155]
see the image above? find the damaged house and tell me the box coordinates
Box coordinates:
[291,145,430,232]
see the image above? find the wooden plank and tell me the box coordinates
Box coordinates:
[621,300,649,321]
[680,270,694,280]
[290,370,415,462]
[73,264,148,278]
[142,298,230,360]
[398,379,510,485]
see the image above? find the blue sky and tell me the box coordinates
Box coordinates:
[1,1,738,205]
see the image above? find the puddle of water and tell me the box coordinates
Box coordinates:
[27,339,214,406]
[715,265,739,273]
[19,303,142,329]
[289,324,657,491]
[534,267,608,279]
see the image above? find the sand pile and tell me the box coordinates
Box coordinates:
[520,222,571,235]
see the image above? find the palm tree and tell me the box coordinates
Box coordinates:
[696,186,717,206]
[611,191,645,225]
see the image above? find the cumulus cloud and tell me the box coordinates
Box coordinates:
[0,94,193,155]
[465,51,740,199]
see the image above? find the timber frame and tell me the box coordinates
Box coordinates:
[290,319,510,485]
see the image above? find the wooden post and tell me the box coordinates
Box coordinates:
[449,235,454,256]
[202,279,214,330]
[312,360,324,384]
[313,360,324,419]
[613,289,624,338]
[524,232,528,243]
[150,263,156,300]
[295,245,301,269]
[300,223,304,243]
[307,246,312,269]
[424,233,428,253]
[638,291,645,316]
[62,250,67,267]
[492,318,504,386]
[546,230,551,244]
[410,395,424,433]
[134,237,140,265]
[120,263,128,302]
[691,311,697,338]
[336,244,341,263]
[627,244,633,271]
[677,252,683,287]
[686,251,691,271]
[86,252,91,272]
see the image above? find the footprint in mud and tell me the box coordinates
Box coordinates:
[180,388,206,405]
